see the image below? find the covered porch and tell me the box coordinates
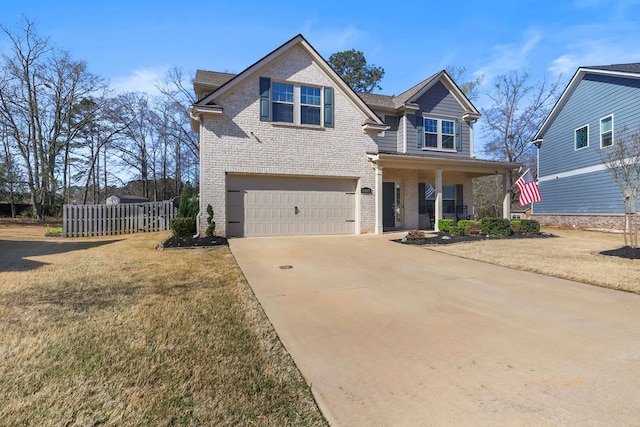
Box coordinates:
[368,153,521,234]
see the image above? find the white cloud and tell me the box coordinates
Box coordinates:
[473,29,542,83]
[549,39,640,76]
[111,67,168,94]
[299,22,371,56]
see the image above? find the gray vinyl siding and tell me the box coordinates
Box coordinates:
[540,74,640,177]
[376,114,399,152]
[406,81,471,157]
[534,169,624,214]
[537,73,640,215]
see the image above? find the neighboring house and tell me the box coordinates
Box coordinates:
[532,63,640,230]
[190,34,519,237]
[106,195,150,205]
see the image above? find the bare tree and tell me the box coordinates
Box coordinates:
[482,70,561,167]
[0,17,106,217]
[445,66,483,101]
[601,126,640,248]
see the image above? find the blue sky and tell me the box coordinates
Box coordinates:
[2,0,640,107]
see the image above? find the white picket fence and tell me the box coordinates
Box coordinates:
[63,201,177,237]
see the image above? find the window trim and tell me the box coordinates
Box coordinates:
[600,114,614,149]
[422,116,457,152]
[270,80,325,127]
[574,124,589,151]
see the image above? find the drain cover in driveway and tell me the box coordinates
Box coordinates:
[279,265,293,269]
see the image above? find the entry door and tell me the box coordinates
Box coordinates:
[382,182,402,229]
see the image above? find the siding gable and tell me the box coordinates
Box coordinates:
[539,74,640,177]
[405,81,470,156]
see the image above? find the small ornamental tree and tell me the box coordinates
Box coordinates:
[601,126,640,248]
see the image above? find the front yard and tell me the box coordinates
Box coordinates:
[0,221,326,426]
[427,227,640,294]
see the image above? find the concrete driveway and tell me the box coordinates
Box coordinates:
[229,234,640,426]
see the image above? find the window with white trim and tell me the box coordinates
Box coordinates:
[422,117,456,150]
[575,124,589,150]
[600,115,613,148]
[260,77,333,127]
[272,82,294,123]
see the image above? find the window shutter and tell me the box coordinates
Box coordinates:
[455,119,462,151]
[259,77,270,121]
[418,183,426,214]
[456,184,463,205]
[324,86,334,128]
[417,119,424,149]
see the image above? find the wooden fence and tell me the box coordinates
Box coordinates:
[63,201,177,237]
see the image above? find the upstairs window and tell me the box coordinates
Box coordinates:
[600,115,613,148]
[272,82,294,123]
[300,86,321,125]
[259,77,334,127]
[419,117,459,151]
[575,124,589,150]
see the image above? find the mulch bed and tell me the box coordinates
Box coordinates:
[158,235,228,250]
[397,232,557,246]
[599,246,640,260]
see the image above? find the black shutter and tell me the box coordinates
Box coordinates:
[417,118,424,149]
[419,183,426,214]
[455,119,462,151]
[324,86,334,128]
[259,77,270,121]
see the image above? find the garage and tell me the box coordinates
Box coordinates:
[226,175,357,237]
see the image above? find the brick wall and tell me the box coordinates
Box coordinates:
[532,213,629,231]
[197,45,379,236]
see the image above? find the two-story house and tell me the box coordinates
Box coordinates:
[190,34,519,237]
[532,63,640,229]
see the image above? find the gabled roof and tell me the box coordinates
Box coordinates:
[356,70,480,119]
[192,34,384,129]
[533,63,640,141]
[193,40,480,122]
[194,70,235,95]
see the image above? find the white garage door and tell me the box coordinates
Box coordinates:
[227,175,356,237]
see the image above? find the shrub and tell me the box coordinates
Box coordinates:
[438,219,454,232]
[510,220,522,234]
[450,226,465,236]
[464,221,482,235]
[170,217,196,237]
[519,219,540,234]
[457,219,475,230]
[481,218,513,237]
[177,187,199,219]
[205,204,216,237]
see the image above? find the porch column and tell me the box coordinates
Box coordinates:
[435,169,443,232]
[503,172,511,219]
[375,164,384,235]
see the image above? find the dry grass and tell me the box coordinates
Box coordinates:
[0,221,326,426]
[427,227,640,293]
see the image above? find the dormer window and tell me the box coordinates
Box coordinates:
[260,77,333,128]
[419,117,459,151]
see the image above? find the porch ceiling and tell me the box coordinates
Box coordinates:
[369,153,521,177]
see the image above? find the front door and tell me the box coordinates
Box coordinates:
[382,182,402,229]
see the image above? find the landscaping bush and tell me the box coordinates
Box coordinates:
[205,204,216,237]
[438,219,454,232]
[510,220,522,234]
[170,217,196,237]
[464,221,482,235]
[481,218,513,237]
[177,188,199,219]
[457,219,475,230]
[450,226,465,236]
[519,219,540,234]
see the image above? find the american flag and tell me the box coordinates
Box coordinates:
[515,169,542,206]
[425,185,435,199]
